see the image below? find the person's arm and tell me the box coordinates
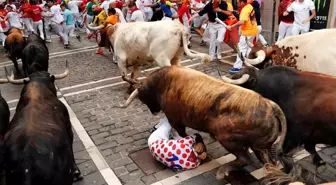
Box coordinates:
[214,1,231,16]
[189,2,209,22]
[303,1,316,24]
[283,3,293,16]
[171,5,187,19]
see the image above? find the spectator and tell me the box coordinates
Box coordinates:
[30,0,45,40]
[283,0,316,36]
[227,0,258,73]
[60,3,81,48]
[128,1,145,22]
[19,0,34,34]
[67,0,83,29]
[277,0,294,41]
[4,4,22,29]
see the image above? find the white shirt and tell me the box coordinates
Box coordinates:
[130,10,144,22]
[50,5,64,24]
[142,0,152,12]
[135,0,146,15]
[287,0,315,28]
[68,0,82,14]
[190,0,204,14]
[115,8,126,23]
[7,12,22,28]
[100,0,112,14]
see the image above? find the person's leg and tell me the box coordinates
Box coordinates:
[277,21,286,42]
[285,23,293,38]
[37,20,44,40]
[257,25,267,45]
[148,117,172,147]
[216,24,226,60]
[208,23,217,61]
[230,35,248,72]
[291,25,300,36]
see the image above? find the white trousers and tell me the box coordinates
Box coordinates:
[64,24,77,44]
[33,20,44,40]
[51,23,67,44]
[85,14,94,34]
[23,18,34,32]
[148,117,171,147]
[233,35,256,69]
[277,21,293,41]
[0,26,6,43]
[291,24,310,36]
[208,22,226,59]
[257,25,267,45]
[144,10,153,22]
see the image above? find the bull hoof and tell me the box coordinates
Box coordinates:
[73,170,83,182]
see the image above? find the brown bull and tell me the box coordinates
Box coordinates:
[120,66,288,177]
[4,27,26,74]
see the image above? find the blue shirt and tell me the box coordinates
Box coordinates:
[158,2,173,17]
[63,9,75,25]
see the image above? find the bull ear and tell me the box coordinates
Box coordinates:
[50,75,55,83]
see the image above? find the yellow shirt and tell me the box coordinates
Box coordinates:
[105,14,118,25]
[94,10,106,26]
[227,2,233,11]
[239,4,258,36]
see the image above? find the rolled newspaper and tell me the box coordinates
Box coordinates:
[215,18,228,28]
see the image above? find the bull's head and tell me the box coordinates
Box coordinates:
[218,66,259,88]
[4,60,70,84]
[243,41,276,69]
[20,71,58,97]
[86,22,116,49]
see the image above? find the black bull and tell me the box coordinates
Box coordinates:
[220,66,336,173]
[4,72,83,185]
[0,90,10,169]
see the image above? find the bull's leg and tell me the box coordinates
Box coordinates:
[216,141,253,180]
[304,142,326,173]
[11,57,20,74]
[174,125,187,138]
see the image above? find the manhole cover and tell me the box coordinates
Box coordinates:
[130,148,167,175]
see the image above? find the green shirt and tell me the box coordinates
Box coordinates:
[86,2,96,16]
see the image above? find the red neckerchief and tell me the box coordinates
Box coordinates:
[238,2,251,13]
[129,6,139,13]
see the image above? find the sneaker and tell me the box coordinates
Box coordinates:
[200,40,206,46]
[95,48,103,55]
[229,68,241,73]
[217,53,222,60]
[64,44,70,49]
[76,35,81,42]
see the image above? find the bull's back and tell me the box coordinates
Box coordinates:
[276,29,336,76]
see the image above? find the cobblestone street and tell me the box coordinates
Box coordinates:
[1,31,336,185]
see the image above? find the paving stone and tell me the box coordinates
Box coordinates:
[74,150,91,165]
[91,132,109,140]
[115,143,133,153]
[109,157,134,169]
[88,130,99,136]
[113,166,129,176]
[322,147,336,156]
[119,170,145,183]
[73,171,107,185]
[116,137,134,145]
[73,141,86,153]
[130,148,165,175]
[77,160,98,176]
[153,168,176,181]
[141,175,157,185]
[124,180,146,185]
[97,141,118,151]
[126,163,139,172]
[105,153,123,161]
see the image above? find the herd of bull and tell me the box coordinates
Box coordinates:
[0,29,79,184]
[0,22,335,184]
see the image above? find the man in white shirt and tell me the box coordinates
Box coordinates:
[284,0,316,35]
[67,0,82,28]
[47,0,67,47]
[129,4,145,22]
[5,5,22,29]
[100,0,111,16]
[142,0,153,21]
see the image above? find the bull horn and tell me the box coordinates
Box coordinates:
[53,60,69,79]
[119,89,139,108]
[244,50,266,65]
[0,78,8,83]
[217,69,250,85]
[245,37,254,48]
[5,67,29,84]
[85,21,105,31]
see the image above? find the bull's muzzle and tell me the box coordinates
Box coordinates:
[4,60,70,84]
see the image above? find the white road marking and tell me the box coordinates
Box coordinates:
[0,47,97,68]
[60,97,122,185]
[63,62,203,97]
[60,58,199,91]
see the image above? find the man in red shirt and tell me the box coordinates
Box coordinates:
[277,0,294,41]
[19,0,35,34]
[29,0,45,40]
[0,3,7,46]
[172,0,192,47]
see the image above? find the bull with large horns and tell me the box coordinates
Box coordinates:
[120,66,289,178]
[242,29,336,76]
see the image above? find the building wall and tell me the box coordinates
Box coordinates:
[260,0,278,44]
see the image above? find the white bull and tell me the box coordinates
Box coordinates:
[244,28,336,76]
[87,20,211,84]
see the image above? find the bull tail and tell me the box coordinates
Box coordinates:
[270,101,287,163]
[181,29,211,64]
